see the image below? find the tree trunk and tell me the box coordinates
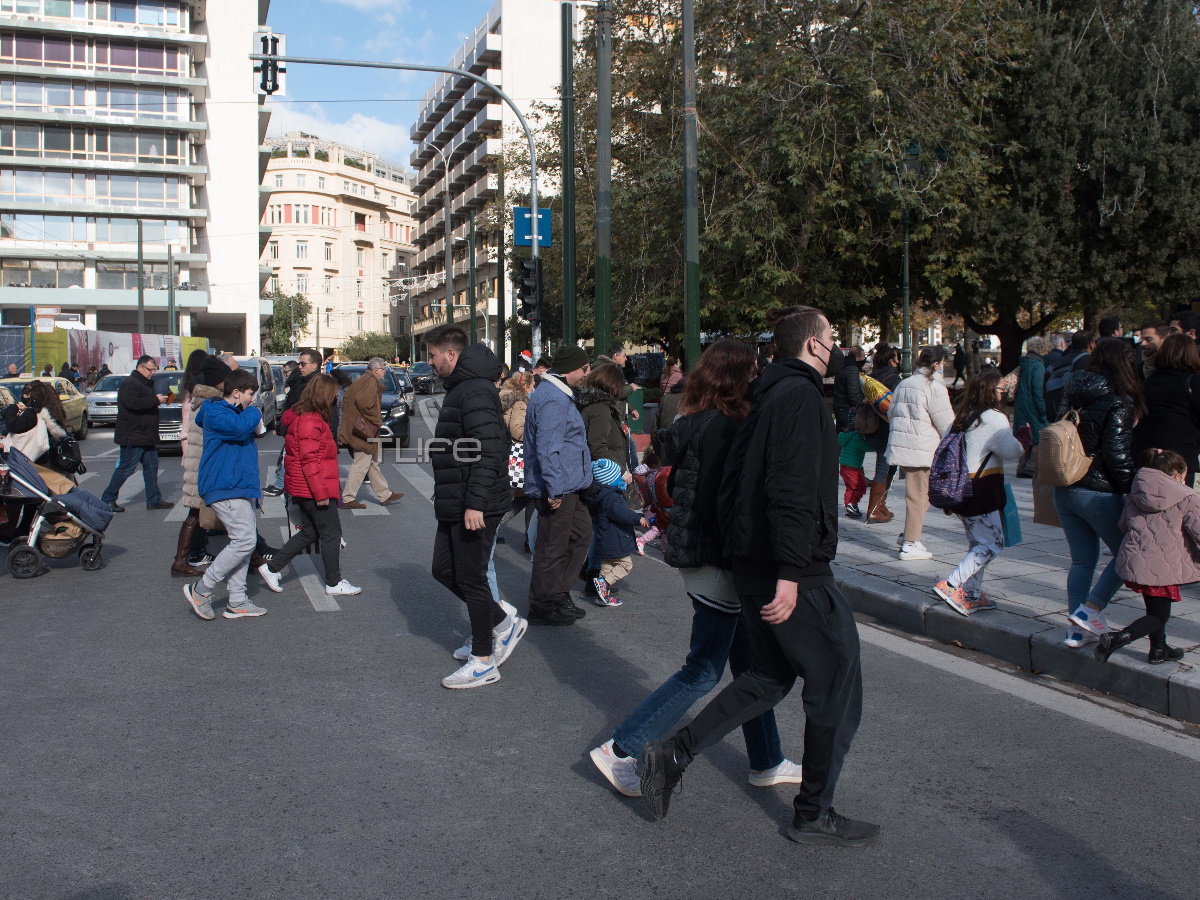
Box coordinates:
[964,312,1058,375]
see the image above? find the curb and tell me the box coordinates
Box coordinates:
[833,563,1200,726]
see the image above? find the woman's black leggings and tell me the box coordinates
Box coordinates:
[1126,595,1173,644]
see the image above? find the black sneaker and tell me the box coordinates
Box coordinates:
[557,592,587,619]
[844,503,863,519]
[147,500,174,510]
[638,739,685,821]
[528,605,576,626]
[262,485,284,497]
[108,500,125,513]
[787,808,880,847]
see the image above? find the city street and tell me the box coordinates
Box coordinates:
[3,400,1199,900]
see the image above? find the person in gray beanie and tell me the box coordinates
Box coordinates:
[523,343,594,626]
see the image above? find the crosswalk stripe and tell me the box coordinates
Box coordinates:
[392,463,435,503]
[260,467,287,519]
[277,525,340,612]
[164,501,189,522]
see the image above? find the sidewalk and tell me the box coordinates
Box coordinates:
[835,453,1200,725]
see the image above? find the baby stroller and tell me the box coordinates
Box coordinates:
[0,446,112,578]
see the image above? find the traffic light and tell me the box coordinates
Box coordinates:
[516,257,542,323]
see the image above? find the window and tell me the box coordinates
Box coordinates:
[356,248,364,267]
[295,240,308,259]
[355,279,362,298]
[269,274,279,292]
[390,195,397,208]
[295,204,310,225]
[317,176,325,190]
[268,241,278,260]
[342,181,350,192]
[382,252,389,270]
[274,173,283,188]
[94,1,182,27]
[356,311,363,330]
[323,275,332,293]
[295,273,308,293]
[324,242,332,261]
[296,174,306,188]
[94,217,183,245]
[94,173,183,208]
[1,257,83,288]
[97,261,169,290]
[355,213,366,232]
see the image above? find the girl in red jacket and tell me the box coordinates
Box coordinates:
[259,375,361,597]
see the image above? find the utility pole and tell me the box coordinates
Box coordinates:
[681,0,701,370]
[497,166,507,367]
[468,210,477,343]
[594,0,613,354]
[167,245,176,336]
[561,1,577,344]
[901,209,911,376]
[136,218,145,333]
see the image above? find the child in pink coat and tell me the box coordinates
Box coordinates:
[1099,449,1200,665]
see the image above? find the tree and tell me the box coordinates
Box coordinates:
[341,332,399,362]
[263,289,312,354]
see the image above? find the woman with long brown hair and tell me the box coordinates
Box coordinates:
[258,374,360,597]
[1,379,70,466]
[1132,333,1200,486]
[589,339,801,798]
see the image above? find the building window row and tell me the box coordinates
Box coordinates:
[266,203,337,227]
[0,1,183,27]
[0,123,186,163]
[1,211,186,244]
[0,78,188,120]
[1,167,188,207]
[1,258,181,289]
[1,33,188,75]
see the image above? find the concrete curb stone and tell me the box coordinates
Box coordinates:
[1167,666,1200,723]
[924,604,1055,671]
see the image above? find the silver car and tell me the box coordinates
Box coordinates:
[85,373,127,426]
[234,357,278,431]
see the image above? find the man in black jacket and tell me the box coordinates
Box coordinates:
[427,325,527,690]
[100,355,172,512]
[831,344,864,431]
[638,306,878,847]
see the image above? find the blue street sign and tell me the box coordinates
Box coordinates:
[513,207,551,247]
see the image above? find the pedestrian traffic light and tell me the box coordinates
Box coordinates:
[516,257,542,323]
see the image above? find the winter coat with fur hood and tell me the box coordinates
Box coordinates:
[181,384,223,509]
[575,385,626,470]
[1116,467,1200,588]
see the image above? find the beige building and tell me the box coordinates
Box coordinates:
[261,132,416,353]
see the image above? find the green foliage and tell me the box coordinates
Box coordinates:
[263,290,312,354]
[344,157,367,171]
[340,331,399,362]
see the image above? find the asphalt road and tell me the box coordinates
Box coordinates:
[3,399,1199,900]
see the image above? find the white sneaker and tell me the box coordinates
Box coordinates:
[258,563,283,593]
[325,579,362,596]
[499,598,518,619]
[899,541,933,561]
[223,599,267,619]
[492,615,528,666]
[1063,627,1099,648]
[1068,605,1110,636]
[749,758,804,787]
[589,740,642,797]
[453,601,521,660]
[441,655,500,689]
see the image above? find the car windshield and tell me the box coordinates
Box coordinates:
[94,375,126,392]
[152,372,184,402]
[271,366,283,386]
[411,362,433,375]
[341,368,400,393]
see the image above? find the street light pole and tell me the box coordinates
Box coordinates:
[681,0,701,369]
[424,141,454,325]
[136,218,145,334]
[469,209,477,343]
[901,208,911,376]
[594,0,613,354]
[561,1,577,345]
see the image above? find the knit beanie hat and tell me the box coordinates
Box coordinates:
[551,343,590,375]
[591,458,624,488]
[200,355,229,388]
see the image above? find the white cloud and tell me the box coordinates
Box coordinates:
[266,101,413,166]
[325,0,403,10]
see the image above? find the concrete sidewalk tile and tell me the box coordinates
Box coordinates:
[924,604,1053,670]
[1168,666,1200,724]
[834,565,935,634]
[1030,631,1170,715]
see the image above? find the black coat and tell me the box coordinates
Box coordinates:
[871,365,902,391]
[430,344,509,522]
[1131,368,1200,481]
[277,370,315,435]
[114,370,160,447]
[831,359,864,431]
[1059,370,1136,494]
[662,408,737,570]
[718,359,838,585]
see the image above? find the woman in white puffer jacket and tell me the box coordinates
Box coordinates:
[886,346,955,560]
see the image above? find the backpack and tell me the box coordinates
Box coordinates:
[1037,410,1092,486]
[50,434,86,475]
[928,429,974,510]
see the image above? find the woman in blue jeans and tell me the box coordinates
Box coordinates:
[1051,338,1142,648]
[588,340,800,797]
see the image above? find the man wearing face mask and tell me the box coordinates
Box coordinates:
[638,306,878,847]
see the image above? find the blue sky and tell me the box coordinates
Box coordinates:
[264,0,500,169]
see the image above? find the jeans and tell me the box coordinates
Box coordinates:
[613,598,783,771]
[101,445,162,506]
[272,451,286,491]
[432,515,505,657]
[200,498,257,607]
[272,497,342,586]
[1052,487,1125,613]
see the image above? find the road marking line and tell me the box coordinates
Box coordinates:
[859,623,1200,763]
[277,525,340,612]
[392,463,435,503]
[259,467,286,519]
[351,502,391,516]
[164,502,189,522]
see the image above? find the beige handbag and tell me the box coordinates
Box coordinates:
[1031,444,1062,528]
[197,500,225,533]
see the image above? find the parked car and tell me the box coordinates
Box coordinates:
[234,357,278,431]
[333,364,411,448]
[0,376,89,439]
[388,367,416,405]
[84,373,127,427]
[153,371,187,451]
[409,361,439,394]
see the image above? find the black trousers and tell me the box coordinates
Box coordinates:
[527,493,592,615]
[432,515,504,658]
[671,577,864,820]
[1126,594,1173,644]
[272,497,343,586]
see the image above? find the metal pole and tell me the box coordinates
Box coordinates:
[561,1,577,345]
[681,0,701,369]
[594,1,612,353]
[901,208,911,375]
[408,293,416,362]
[316,300,320,354]
[136,218,145,333]
[444,177,453,324]
[469,210,477,343]
[167,245,176,336]
[497,167,508,367]
[28,304,35,375]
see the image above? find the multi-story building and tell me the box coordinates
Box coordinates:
[408,0,564,355]
[0,0,271,352]
[261,132,416,354]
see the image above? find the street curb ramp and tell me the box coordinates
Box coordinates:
[833,563,1200,726]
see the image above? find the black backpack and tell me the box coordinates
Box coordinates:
[51,435,86,475]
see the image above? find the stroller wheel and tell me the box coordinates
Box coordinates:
[79,546,105,571]
[7,544,44,579]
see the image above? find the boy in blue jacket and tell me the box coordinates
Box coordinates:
[590,458,648,607]
[184,368,266,621]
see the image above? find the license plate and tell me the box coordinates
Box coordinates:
[160,430,181,441]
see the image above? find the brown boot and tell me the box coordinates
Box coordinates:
[171,515,204,577]
[875,474,897,521]
[865,481,894,524]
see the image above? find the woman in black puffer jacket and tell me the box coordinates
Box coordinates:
[586,340,801,797]
[1052,338,1143,649]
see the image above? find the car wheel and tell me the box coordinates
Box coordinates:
[75,416,88,440]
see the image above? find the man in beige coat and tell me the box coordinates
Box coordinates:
[339,357,403,509]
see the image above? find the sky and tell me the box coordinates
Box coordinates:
[263,0,502,170]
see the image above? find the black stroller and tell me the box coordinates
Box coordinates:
[0,446,112,578]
